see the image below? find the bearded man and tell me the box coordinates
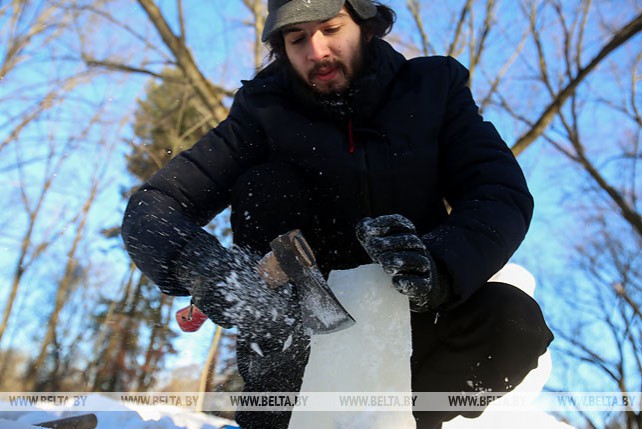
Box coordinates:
[122,1,554,428]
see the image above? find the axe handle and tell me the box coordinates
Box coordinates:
[257,251,289,289]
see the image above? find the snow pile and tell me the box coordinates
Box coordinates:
[437,264,574,429]
[0,395,236,429]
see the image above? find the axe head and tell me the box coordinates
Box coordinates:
[260,230,355,335]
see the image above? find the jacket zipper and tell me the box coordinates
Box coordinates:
[349,117,374,216]
[348,117,355,154]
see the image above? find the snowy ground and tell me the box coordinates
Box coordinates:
[0,393,574,429]
[0,395,237,429]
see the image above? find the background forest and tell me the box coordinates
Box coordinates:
[1,0,641,427]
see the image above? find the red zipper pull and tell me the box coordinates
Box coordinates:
[176,302,208,332]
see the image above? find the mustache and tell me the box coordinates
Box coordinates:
[309,60,345,79]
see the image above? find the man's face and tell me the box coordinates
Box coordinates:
[282,8,365,94]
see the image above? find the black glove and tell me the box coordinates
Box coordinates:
[355,214,451,312]
[173,231,308,356]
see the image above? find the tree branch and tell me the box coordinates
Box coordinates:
[613,282,642,319]
[136,0,231,123]
[84,58,169,80]
[511,12,642,156]
[242,0,266,70]
[406,0,432,56]
[447,0,473,57]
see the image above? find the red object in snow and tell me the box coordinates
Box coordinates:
[176,304,208,332]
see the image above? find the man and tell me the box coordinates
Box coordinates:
[121,1,554,428]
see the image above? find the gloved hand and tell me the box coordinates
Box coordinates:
[355,214,451,312]
[173,231,308,355]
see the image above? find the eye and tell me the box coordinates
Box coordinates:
[285,32,306,46]
[290,36,305,46]
[323,26,341,35]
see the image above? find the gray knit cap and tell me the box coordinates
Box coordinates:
[262,0,378,42]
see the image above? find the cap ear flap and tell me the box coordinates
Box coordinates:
[346,0,378,19]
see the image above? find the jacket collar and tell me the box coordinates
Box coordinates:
[348,38,406,119]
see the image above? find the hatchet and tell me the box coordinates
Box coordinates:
[177,229,355,335]
[258,229,355,335]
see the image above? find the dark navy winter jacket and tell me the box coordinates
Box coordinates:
[121,39,533,309]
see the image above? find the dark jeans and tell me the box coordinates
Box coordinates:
[229,163,554,429]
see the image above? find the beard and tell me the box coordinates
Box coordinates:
[314,86,357,120]
[300,38,369,120]
[309,37,367,95]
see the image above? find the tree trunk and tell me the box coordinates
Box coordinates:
[197,325,223,412]
[136,293,173,391]
[23,181,98,389]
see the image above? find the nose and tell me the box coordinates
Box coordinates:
[307,31,330,62]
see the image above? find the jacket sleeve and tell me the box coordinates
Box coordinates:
[121,89,267,295]
[423,56,534,307]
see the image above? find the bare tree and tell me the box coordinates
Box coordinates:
[504,1,641,427]
[541,60,642,429]
[0,143,63,348]
[0,0,246,394]
[73,0,248,394]
[401,0,527,117]
[0,0,118,354]
[136,292,176,391]
[242,0,267,69]
[0,1,93,156]
[510,3,642,156]
[22,136,115,390]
